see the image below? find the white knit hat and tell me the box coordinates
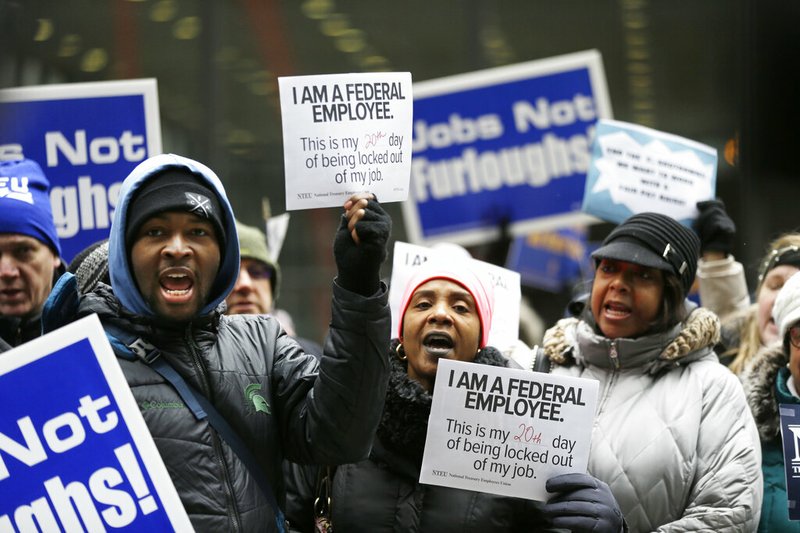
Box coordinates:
[772,271,800,341]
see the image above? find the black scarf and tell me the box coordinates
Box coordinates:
[377,340,510,465]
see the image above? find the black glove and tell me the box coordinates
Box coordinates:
[333,196,391,296]
[694,199,736,255]
[543,472,624,533]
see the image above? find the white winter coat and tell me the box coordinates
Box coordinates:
[544,306,762,533]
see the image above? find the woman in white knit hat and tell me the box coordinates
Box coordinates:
[741,270,800,532]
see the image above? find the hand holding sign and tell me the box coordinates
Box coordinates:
[334,193,391,296]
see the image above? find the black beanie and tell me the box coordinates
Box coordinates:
[125,169,225,245]
[591,212,700,295]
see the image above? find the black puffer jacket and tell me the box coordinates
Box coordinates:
[76,281,390,532]
[286,342,550,532]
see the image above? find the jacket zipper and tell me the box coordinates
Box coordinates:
[608,341,620,369]
[185,326,243,532]
[596,340,620,415]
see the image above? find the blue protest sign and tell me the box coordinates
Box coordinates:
[0,79,162,263]
[0,315,191,530]
[506,227,594,292]
[780,403,800,520]
[403,50,612,246]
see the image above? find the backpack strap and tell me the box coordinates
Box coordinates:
[104,323,286,532]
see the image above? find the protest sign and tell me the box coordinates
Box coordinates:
[779,404,800,520]
[420,359,598,501]
[506,227,594,292]
[0,79,162,263]
[278,72,413,210]
[0,315,191,531]
[403,50,612,246]
[388,241,520,353]
[266,212,290,262]
[582,119,717,225]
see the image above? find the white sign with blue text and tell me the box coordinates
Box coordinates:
[581,119,717,225]
[0,79,162,263]
[278,72,413,210]
[403,50,612,246]
[0,315,192,531]
[420,359,598,501]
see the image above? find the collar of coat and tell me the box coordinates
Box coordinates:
[543,306,720,375]
[740,342,800,441]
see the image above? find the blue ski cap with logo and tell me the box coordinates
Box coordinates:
[0,158,61,257]
[108,153,240,317]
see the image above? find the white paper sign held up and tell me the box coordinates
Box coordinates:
[279,72,413,210]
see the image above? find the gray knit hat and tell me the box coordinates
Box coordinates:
[592,212,700,296]
[68,239,110,294]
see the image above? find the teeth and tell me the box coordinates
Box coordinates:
[167,274,186,278]
[165,289,189,295]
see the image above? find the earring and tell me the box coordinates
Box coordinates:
[396,343,407,360]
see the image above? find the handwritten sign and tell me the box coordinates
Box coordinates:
[582,119,717,225]
[278,72,413,210]
[0,315,191,531]
[420,359,598,501]
[388,241,520,353]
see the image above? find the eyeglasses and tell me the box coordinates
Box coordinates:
[790,324,800,349]
[244,263,273,280]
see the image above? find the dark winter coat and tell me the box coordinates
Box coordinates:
[740,343,800,533]
[285,343,551,532]
[46,154,392,531]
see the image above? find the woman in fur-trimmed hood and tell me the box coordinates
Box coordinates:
[741,270,800,532]
[545,212,762,533]
[285,261,624,532]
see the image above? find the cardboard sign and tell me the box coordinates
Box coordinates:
[420,359,598,501]
[403,50,612,246]
[0,315,192,530]
[0,79,162,263]
[388,241,520,353]
[582,119,717,225]
[779,404,800,520]
[278,72,413,210]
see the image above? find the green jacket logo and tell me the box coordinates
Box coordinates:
[245,383,270,414]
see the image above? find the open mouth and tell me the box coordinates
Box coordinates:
[603,301,631,319]
[423,332,455,356]
[159,269,194,300]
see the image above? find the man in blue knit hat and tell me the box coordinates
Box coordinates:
[0,158,62,350]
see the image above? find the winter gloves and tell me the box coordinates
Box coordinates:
[694,199,736,256]
[333,194,391,296]
[543,472,625,532]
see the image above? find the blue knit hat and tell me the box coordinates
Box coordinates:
[0,158,61,257]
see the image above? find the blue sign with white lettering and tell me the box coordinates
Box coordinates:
[0,80,161,263]
[780,403,800,521]
[0,316,191,530]
[506,227,595,292]
[402,51,611,246]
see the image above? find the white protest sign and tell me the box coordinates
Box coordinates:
[389,241,520,353]
[0,315,192,530]
[582,119,717,225]
[266,212,290,262]
[420,359,598,501]
[278,72,413,210]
